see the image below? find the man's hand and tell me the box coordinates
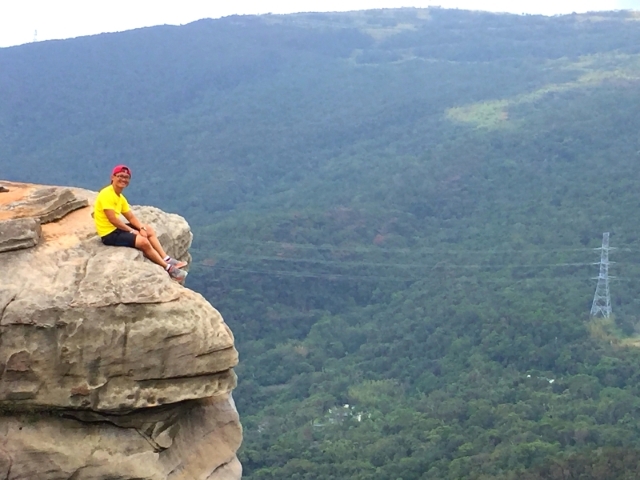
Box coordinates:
[138,225,149,238]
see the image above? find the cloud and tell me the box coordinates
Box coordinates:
[434,0,620,15]
[618,0,640,9]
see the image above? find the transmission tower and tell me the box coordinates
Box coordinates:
[590,232,613,318]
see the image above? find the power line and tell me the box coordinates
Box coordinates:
[191,241,604,255]
[195,262,640,284]
[192,263,604,281]
[189,236,640,288]
[201,253,597,269]
[194,262,600,282]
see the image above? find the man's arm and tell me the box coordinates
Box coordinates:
[121,210,149,236]
[104,209,141,234]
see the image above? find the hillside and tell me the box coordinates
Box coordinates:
[4,8,640,479]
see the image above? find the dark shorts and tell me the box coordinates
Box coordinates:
[101,228,137,248]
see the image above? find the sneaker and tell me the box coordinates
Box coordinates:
[166,257,188,269]
[168,265,188,283]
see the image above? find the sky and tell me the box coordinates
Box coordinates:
[1,0,639,48]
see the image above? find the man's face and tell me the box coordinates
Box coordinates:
[112,172,131,188]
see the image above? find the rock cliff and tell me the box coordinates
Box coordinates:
[0,181,242,479]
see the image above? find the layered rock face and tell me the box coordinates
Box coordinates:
[0,181,242,479]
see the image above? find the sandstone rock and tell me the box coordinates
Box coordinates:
[0,395,242,479]
[0,186,88,224]
[0,217,42,253]
[0,182,241,479]
[159,395,243,479]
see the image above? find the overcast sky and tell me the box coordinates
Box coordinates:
[1,0,639,48]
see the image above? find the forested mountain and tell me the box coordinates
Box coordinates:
[4,8,640,478]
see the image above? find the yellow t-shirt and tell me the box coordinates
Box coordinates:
[93,185,131,237]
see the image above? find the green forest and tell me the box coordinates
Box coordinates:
[4,7,640,478]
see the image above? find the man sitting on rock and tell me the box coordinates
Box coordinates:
[93,165,187,282]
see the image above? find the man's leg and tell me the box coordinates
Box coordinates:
[142,226,169,260]
[103,229,186,281]
[140,226,187,268]
[134,235,187,282]
[134,235,169,269]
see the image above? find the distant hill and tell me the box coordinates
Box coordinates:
[3,9,640,217]
[4,8,640,479]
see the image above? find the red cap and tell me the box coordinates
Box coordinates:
[112,165,131,177]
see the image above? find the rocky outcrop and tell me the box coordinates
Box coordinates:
[0,181,242,479]
[0,218,41,253]
[1,186,89,223]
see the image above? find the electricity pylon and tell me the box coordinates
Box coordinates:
[590,232,613,318]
